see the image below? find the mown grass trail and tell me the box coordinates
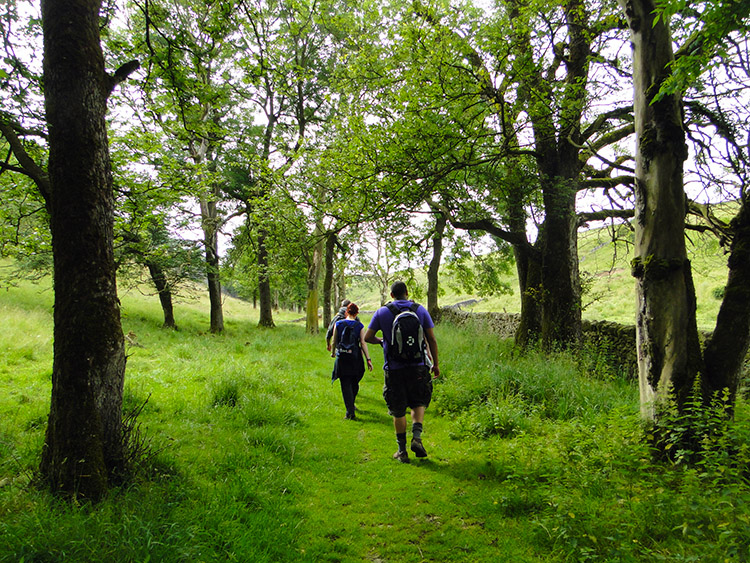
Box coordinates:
[289,357,535,562]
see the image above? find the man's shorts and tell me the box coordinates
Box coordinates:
[383,365,433,418]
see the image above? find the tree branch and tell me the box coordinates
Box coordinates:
[577,208,634,226]
[106,60,141,96]
[0,119,51,207]
[579,105,633,144]
[579,174,634,190]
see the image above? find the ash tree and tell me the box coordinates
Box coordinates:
[327,0,637,350]
[39,0,139,499]
[618,0,750,418]
[123,0,243,334]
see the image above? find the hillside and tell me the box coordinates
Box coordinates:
[347,224,728,332]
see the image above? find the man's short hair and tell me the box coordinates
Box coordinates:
[341,299,351,307]
[390,281,408,299]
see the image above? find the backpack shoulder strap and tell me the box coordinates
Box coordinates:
[409,302,420,313]
[386,302,400,315]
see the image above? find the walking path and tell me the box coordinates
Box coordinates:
[286,366,538,562]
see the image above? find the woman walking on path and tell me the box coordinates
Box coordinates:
[331,303,373,420]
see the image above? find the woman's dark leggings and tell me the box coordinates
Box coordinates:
[339,373,361,418]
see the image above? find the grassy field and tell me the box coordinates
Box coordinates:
[2,266,750,562]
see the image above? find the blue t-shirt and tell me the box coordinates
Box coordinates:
[367,300,434,371]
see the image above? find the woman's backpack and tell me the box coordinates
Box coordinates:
[336,321,360,355]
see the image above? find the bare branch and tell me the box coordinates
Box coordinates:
[0,119,51,207]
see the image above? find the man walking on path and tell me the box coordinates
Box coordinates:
[365,281,440,463]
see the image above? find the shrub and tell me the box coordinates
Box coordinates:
[449,395,534,439]
[210,379,241,408]
[648,383,750,479]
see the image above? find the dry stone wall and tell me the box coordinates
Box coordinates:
[437,307,638,379]
[438,307,722,382]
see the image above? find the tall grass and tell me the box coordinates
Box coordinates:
[2,276,750,562]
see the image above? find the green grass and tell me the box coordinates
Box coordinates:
[2,275,750,562]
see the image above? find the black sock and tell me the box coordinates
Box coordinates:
[396,432,407,453]
[412,422,423,441]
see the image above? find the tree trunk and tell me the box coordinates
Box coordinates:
[514,234,543,349]
[702,202,750,405]
[620,0,700,417]
[200,195,224,334]
[540,177,582,349]
[257,228,275,327]
[322,232,336,329]
[427,212,446,319]
[147,262,177,329]
[508,0,587,352]
[306,227,324,334]
[504,179,541,348]
[336,261,346,305]
[39,0,126,500]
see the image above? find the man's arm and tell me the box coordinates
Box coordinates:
[364,328,383,346]
[424,327,440,378]
[330,324,339,357]
[325,313,341,350]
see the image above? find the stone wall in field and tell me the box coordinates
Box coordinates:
[437,307,639,379]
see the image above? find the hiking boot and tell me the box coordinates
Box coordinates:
[411,438,428,458]
[393,450,410,464]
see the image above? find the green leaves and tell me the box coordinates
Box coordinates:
[652,0,750,102]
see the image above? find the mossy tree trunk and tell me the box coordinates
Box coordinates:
[306,223,325,334]
[39,0,127,500]
[322,233,336,329]
[620,0,701,417]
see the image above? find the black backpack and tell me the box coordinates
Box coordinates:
[336,321,360,355]
[386,302,425,363]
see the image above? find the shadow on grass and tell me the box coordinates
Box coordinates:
[405,448,522,486]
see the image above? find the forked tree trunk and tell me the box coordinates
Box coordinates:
[40,0,127,500]
[508,0,587,351]
[147,262,177,329]
[619,0,701,417]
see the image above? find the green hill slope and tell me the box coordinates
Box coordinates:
[357,224,727,331]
